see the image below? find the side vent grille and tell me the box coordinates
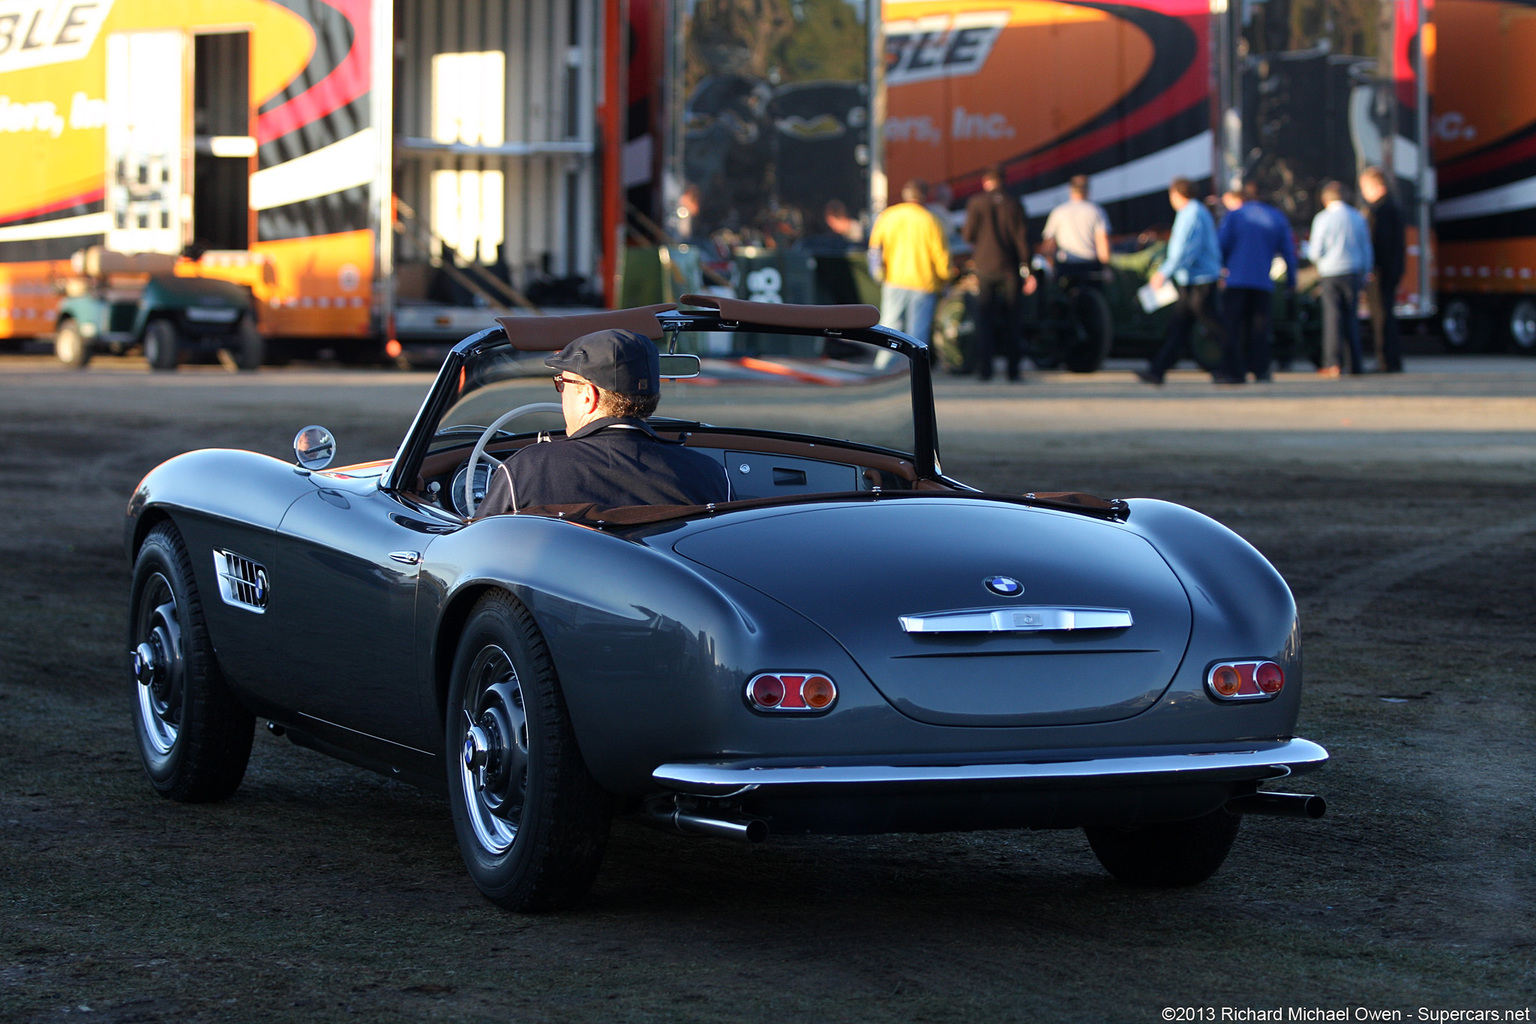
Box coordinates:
[214,549,268,613]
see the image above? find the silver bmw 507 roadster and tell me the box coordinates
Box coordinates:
[126,294,1326,911]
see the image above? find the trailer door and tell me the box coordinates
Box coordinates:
[105,31,187,256]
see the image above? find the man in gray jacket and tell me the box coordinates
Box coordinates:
[1308,180,1374,377]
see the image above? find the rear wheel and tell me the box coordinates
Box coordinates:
[143,319,181,371]
[446,592,611,911]
[54,320,90,369]
[1085,807,1242,886]
[129,523,254,802]
[231,316,265,370]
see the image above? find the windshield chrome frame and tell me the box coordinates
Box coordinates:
[381,313,941,496]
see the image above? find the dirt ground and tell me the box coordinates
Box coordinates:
[1,353,1533,1023]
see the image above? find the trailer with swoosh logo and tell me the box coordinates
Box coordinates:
[884,0,1437,353]
[0,0,608,366]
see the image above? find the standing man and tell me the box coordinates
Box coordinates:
[1358,166,1405,372]
[1218,181,1297,382]
[1137,178,1225,384]
[1041,174,1111,277]
[1309,179,1374,377]
[868,179,952,346]
[962,164,1035,382]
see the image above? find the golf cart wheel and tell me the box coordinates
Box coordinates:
[143,319,181,371]
[54,320,91,369]
[232,317,265,370]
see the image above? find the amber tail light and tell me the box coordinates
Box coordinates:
[1205,661,1285,702]
[746,673,837,713]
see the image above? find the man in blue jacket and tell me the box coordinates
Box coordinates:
[1137,178,1225,384]
[1309,179,1374,376]
[1218,181,1298,382]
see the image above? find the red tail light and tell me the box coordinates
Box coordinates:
[1205,661,1285,702]
[746,672,837,713]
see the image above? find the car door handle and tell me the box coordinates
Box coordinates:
[898,607,1133,634]
[388,550,422,565]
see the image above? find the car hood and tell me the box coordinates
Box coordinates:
[672,500,1193,727]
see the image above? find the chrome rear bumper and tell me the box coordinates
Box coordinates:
[653,738,1328,795]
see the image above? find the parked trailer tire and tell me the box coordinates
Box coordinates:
[1441,298,1483,353]
[1509,299,1536,353]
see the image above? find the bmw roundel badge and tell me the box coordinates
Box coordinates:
[985,575,1024,598]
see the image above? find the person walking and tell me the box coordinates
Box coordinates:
[868,179,952,346]
[1137,178,1225,384]
[1309,179,1374,377]
[1217,181,1297,382]
[962,163,1035,381]
[1358,166,1405,372]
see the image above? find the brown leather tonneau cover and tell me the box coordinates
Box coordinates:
[495,304,676,350]
[678,293,880,331]
[509,490,1128,528]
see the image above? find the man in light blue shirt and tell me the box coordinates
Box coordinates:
[1308,179,1374,376]
[1138,177,1226,384]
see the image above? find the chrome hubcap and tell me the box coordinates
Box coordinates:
[458,645,529,855]
[133,578,183,757]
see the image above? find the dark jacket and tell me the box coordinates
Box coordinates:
[1366,194,1406,283]
[962,189,1031,280]
[478,417,731,515]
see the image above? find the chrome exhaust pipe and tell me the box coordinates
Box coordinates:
[1227,791,1327,819]
[645,802,768,843]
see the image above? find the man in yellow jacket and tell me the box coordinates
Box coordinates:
[868,179,952,345]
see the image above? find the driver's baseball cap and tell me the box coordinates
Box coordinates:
[545,328,659,396]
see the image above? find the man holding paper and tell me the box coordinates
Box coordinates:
[1137,178,1226,385]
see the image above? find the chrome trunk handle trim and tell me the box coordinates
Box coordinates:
[898,606,1133,634]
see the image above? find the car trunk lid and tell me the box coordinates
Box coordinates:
[672,500,1192,726]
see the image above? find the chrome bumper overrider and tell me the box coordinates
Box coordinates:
[653,738,1329,794]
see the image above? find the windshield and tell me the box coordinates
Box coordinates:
[435,329,915,455]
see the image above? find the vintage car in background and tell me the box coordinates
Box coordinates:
[126,295,1327,912]
[934,238,1324,374]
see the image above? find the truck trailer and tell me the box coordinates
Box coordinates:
[1432,0,1536,353]
[883,0,1435,327]
[0,0,606,364]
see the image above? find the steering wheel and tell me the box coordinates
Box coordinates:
[463,402,563,517]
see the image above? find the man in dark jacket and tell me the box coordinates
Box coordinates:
[1359,165,1406,372]
[962,163,1035,382]
[476,329,731,515]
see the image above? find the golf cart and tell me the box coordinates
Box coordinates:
[53,247,263,370]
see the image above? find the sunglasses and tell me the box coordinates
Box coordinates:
[552,375,588,394]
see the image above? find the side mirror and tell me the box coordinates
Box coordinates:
[293,425,336,470]
[659,353,702,380]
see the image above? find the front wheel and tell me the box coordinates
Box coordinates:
[1084,807,1242,886]
[54,320,91,369]
[129,523,254,801]
[446,592,611,911]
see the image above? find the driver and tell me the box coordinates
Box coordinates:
[475,328,732,515]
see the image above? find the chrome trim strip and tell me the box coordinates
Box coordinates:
[654,738,1329,792]
[898,606,1133,634]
